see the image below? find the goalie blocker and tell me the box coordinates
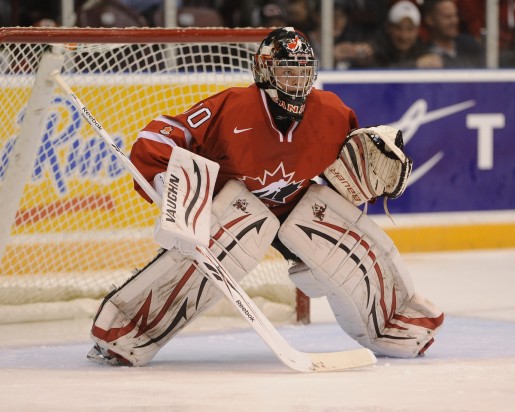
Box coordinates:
[153,146,220,253]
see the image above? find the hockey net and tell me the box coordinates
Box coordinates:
[0,27,309,325]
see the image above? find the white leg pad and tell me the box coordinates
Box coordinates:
[278,184,444,358]
[91,180,279,366]
[91,248,210,366]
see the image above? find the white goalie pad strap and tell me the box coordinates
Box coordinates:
[91,179,279,366]
[278,184,444,358]
[154,146,220,250]
[153,171,166,198]
[288,261,327,298]
[323,125,413,205]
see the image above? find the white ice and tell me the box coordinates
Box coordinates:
[1,249,514,412]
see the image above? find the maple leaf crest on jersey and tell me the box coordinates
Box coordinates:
[160,126,173,135]
[242,162,304,205]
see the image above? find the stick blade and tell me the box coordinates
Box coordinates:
[307,348,377,372]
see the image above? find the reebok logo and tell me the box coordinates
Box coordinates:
[233,127,253,134]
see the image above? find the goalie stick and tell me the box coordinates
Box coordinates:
[51,70,376,372]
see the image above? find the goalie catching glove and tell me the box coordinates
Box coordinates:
[323,125,413,206]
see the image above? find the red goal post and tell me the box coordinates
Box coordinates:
[0,27,309,324]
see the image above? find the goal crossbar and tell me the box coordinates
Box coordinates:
[0,27,272,44]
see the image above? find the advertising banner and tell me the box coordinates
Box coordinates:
[320,71,515,216]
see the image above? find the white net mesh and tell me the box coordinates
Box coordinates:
[0,28,301,324]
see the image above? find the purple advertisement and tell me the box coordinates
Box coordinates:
[320,71,515,215]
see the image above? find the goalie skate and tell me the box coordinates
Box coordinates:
[87,344,132,367]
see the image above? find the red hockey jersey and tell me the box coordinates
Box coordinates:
[130,84,358,217]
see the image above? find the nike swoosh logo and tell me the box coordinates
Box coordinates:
[390,99,475,144]
[233,127,253,134]
[389,99,476,187]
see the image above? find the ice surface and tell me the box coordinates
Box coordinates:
[1,249,514,412]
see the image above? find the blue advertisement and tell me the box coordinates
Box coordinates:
[321,72,515,215]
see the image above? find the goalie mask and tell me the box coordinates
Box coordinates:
[253,27,318,121]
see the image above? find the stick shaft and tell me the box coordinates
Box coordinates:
[52,71,161,205]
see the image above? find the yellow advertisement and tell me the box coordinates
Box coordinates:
[1,80,239,274]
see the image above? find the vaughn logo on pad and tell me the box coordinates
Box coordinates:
[154,147,220,250]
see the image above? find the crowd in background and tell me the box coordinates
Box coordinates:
[2,0,515,68]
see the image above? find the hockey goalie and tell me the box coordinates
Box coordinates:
[87,27,444,367]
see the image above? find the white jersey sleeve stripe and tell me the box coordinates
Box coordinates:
[170,121,193,147]
[136,117,194,147]
[137,130,178,147]
[155,115,175,125]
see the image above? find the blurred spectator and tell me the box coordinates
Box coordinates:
[454,0,515,67]
[32,19,59,27]
[0,0,11,26]
[388,0,428,39]
[118,0,162,25]
[219,0,264,27]
[119,0,161,11]
[153,4,224,27]
[260,3,288,27]
[453,0,484,40]
[284,0,317,34]
[389,0,424,8]
[76,0,148,27]
[346,0,390,30]
[18,0,60,26]
[308,0,374,69]
[373,1,443,68]
[423,0,485,67]
[120,0,227,26]
[498,0,515,66]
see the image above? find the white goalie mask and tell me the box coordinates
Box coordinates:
[253,27,318,121]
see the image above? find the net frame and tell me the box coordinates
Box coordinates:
[0,27,309,324]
